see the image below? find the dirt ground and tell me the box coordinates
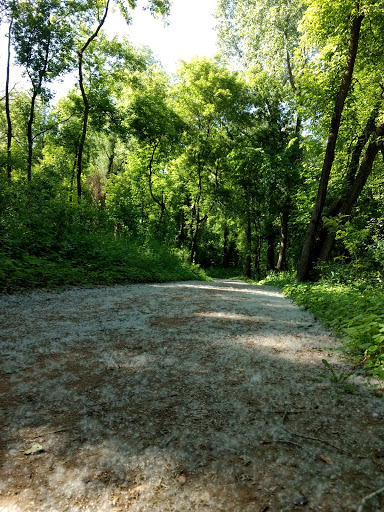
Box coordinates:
[1,279,384,512]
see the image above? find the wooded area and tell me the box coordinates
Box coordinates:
[1,0,384,287]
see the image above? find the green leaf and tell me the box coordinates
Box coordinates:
[24,443,44,455]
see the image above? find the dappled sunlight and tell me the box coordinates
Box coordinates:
[1,279,384,511]
[150,280,281,297]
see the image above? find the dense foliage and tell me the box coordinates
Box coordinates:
[1,1,384,373]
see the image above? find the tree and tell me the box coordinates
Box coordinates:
[216,0,305,273]
[75,0,171,198]
[125,67,185,226]
[11,0,76,180]
[296,0,384,281]
[172,57,250,263]
[5,13,13,179]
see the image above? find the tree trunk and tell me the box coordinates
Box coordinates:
[147,138,166,223]
[189,207,207,264]
[245,213,252,278]
[26,26,51,181]
[266,234,276,273]
[27,90,38,181]
[318,119,384,262]
[223,224,230,267]
[254,236,262,281]
[296,3,364,281]
[6,17,13,180]
[276,211,289,271]
[76,0,110,199]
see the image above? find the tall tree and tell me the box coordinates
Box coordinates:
[296,0,384,280]
[75,0,171,198]
[11,0,76,180]
[76,0,111,198]
[216,0,305,272]
[5,14,13,179]
[172,57,250,263]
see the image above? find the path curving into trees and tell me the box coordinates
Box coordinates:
[1,280,384,511]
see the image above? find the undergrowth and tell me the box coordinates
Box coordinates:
[0,234,209,292]
[261,268,384,379]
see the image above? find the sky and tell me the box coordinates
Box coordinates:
[0,0,219,99]
[107,0,219,73]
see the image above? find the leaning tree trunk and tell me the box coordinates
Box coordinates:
[5,16,13,180]
[76,0,110,199]
[318,119,384,262]
[296,3,364,282]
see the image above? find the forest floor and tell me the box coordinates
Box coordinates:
[1,279,384,512]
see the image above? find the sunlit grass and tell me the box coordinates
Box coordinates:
[261,270,384,379]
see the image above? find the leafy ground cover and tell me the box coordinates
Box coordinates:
[0,234,209,292]
[261,269,384,380]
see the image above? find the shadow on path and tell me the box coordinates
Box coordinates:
[1,280,384,511]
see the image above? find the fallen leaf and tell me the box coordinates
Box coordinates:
[24,443,44,455]
[318,454,333,465]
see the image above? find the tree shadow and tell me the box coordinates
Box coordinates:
[1,280,383,511]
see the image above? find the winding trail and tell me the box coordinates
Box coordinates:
[1,279,384,511]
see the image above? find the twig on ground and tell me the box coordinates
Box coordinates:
[282,411,368,459]
[357,486,384,512]
[32,428,69,438]
[261,439,304,451]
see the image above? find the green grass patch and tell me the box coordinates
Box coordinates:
[261,271,384,379]
[0,235,210,292]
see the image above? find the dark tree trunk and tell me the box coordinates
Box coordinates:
[266,234,276,273]
[345,106,380,185]
[189,207,207,264]
[254,236,262,281]
[223,224,230,267]
[245,213,252,278]
[26,27,51,181]
[296,3,364,281]
[276,211,289,271]
[27,91,38,181]
[177,196,189,246]
[107,138,116,176]
[6,17,13,179]
[69,154,77,202]
[318,120,384,262]
[76,0,110,199]
[147,138,166,223]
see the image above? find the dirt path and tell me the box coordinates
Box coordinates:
[1,279,384,511]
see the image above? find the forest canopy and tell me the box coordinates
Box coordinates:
[1,0,384,290]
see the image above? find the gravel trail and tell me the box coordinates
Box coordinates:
[1,279,384,511]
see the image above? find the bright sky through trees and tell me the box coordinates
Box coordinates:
[108,0,219,73]
[0,0,219,99]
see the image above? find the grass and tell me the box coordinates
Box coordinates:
[0,234,210,292]
[260,270,384,379]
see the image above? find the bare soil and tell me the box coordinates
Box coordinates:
[1,279,384,512]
